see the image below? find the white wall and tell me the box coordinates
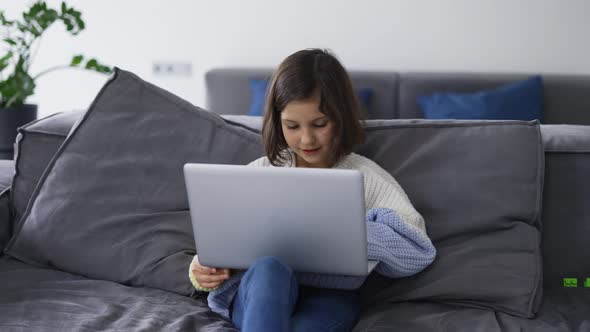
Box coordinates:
[4,0,590,118]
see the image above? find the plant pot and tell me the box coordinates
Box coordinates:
[0,104,38,160]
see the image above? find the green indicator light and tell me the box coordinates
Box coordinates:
[563,278,578,287]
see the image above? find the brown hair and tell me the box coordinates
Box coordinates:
[261,48,365,166]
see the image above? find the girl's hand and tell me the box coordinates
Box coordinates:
[190,255,231,289]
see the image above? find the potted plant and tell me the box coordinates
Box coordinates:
[0,1,111,159]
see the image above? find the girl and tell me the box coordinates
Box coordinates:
[189,49,436,332]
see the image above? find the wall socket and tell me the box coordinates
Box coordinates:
[152,62,192,77]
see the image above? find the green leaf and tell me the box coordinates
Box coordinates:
[83,58,112,74]
[0,69,36,108]
[0,11,14,26]
[3,38,17,46]
[85,58,98,69]
[59,4,85,35]
[0,52,13,71]
[70,54,83,66]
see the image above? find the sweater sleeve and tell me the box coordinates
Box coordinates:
[294,207,436,289]
[367,208,436,278]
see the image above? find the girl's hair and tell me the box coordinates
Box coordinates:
[261,48,366,167]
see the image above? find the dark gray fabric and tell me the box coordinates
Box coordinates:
[10,111,79,226]
[356,120,544,318]
[0,256,237,331]
[206,68,398,119]
[540,125,590,291]
[398,72,590,124]
[354,288,590,332]
[0,160,13,191]
[4,68,264,296]
[0,189,10,252]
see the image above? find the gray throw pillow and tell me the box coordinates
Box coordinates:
[4,68,263,295]
[11,111,80,227]
[357,119,544,318]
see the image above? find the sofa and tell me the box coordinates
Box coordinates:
[205,68,590,124]
[0,68,588,331]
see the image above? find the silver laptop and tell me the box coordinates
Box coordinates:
[183,163,378,276]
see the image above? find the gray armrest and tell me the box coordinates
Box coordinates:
[0,188,12,252]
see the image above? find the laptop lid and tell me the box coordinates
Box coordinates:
[184,163,372,276]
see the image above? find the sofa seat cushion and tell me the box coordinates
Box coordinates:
[354,289,590,332]
[0,256,236,331]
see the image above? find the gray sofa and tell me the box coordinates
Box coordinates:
[206,68,590,124]
[0,68,589,331]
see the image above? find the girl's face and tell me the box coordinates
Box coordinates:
[280,95,335,168]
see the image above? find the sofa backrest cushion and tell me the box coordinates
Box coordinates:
[4,68,263,295]
[540,125,590,290]
[356,119,544,318]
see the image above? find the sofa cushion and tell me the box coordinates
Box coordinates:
[417,76,543,121]
[247,79,269,116]
[357,119,544,318]
[10,111,80,226]
[354,288,590,332]
[540,125,590,290]
[4,68,263,295]
[0,256,237,331]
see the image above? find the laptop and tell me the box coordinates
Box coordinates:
[183,163,378,276]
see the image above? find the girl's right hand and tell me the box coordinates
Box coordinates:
[190,255,231,289]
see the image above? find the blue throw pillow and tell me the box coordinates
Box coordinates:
[417,76,543,122]
[356,87,373,115]
[248,79,374,116]
[248,79,270,116]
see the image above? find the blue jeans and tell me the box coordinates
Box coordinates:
[231,256,360,332]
